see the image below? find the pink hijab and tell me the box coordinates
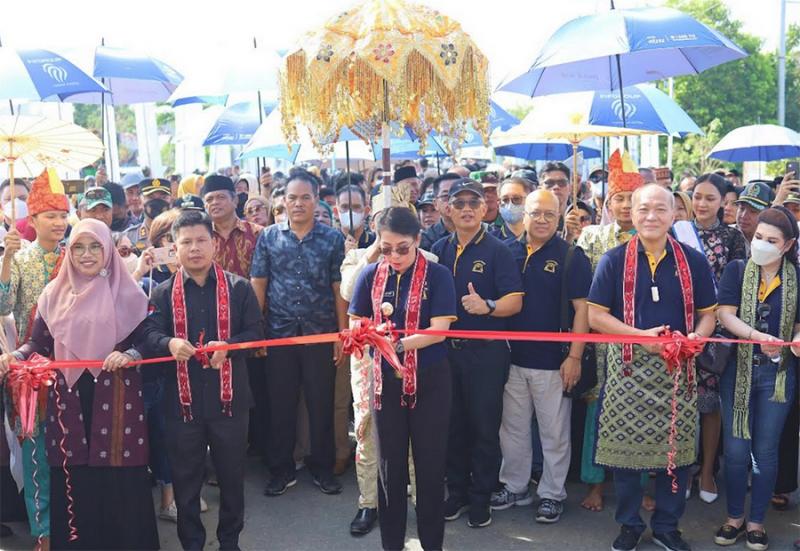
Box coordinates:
[37,219,148,388]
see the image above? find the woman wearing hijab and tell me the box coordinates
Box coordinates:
[0,219,159,550]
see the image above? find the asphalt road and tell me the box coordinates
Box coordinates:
[4,457,798,550]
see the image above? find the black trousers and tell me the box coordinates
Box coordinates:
[247,355,269,458]
[446,340,509,507]
[266,342,336,477]
[376,361,451,551]
[165,413,248,551]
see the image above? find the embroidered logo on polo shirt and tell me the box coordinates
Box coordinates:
[544,260,558,273]
[472,260,486,273]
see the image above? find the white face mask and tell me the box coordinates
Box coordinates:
[3,198,28,221]
[591,181,606,198]
[339,210,364,233]
[122,253,140,274]
[750,239,783,266]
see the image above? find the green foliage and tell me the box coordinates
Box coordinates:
[671,118,725,175]
[505,103,533,122]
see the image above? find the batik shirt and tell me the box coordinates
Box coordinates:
[0,241,63,344]
[212,219,263,279]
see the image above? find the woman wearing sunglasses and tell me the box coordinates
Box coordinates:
[715,206,800,550]
[349,206,457,551]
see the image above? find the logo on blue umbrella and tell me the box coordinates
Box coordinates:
[42,62,68,83]
[611,98,637,122]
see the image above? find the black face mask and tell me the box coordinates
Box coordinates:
[144,198,169,220]
[236,193,248,218]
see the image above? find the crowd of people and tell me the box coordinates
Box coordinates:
[0,150,797,551]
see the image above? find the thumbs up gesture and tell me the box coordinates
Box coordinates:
[461,281,489,315]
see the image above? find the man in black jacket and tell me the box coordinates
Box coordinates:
[142,210,263,551]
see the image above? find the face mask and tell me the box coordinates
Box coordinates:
[3,198,28,221]
[237,192,248,209]
[591,181,606,198]
[750,239,783,266]
[338,211,364,232]
[144,198,169,220]
[122,253,139,274]
[500,204,524,225]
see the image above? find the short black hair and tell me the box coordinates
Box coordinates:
[432,173,461,196]
[271,185,286,199]
[103,182,126,206]
[171,209,213,241]
[499,177,534,194]
[333,172,365,193]
[376,206,422,238]
[287,168,320,196]
[336,185,367,204]
[540,162,570,181]
[319,188,335,201]
[0,178,29,196]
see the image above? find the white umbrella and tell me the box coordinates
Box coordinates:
[708,124,800,162]
[0,114,104,220]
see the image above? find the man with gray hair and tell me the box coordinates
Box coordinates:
[587,184,717,551]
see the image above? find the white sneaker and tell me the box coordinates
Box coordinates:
[200,497,209,513]
[158,501,178,522]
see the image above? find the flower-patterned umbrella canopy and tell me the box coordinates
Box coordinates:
[279,0,491,160]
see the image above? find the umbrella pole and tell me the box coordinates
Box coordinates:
[254,37,264,176]
[571,140,579,207]
[8,146,15,225]
[346,141,354,236]
[436,152,441,175]
[382,80,390,174]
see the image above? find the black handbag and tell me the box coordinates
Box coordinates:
[560,246,597,398]
[696,261,742,375]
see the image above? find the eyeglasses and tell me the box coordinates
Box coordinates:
[756,303,771,334]
[246,204,265,215]
[525,210,559,223]
[380,243,413,256]
[542,178,569,189]
[589,174,605,183]
[117,246,134,258]
[72,243,103,257]
[273,206,286,215]
[579,215,592,224]
[500,196,526,206]
[450,198,483,210]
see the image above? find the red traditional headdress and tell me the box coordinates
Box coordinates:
[607,149,644,199]
[27,168,69,216]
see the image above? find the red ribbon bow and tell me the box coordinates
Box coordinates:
[6,353,56,439]
[340,318,406,378]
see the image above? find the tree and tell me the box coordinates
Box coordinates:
[671,118,725,175]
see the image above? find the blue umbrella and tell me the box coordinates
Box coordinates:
[63,45,183,104]
[493,140,601,161]
[0,47,107,102]
[709,124,800,162]
[488,100,519,132]
[587,85,701,137]
[203,101,276,146]
[499,6,747,98]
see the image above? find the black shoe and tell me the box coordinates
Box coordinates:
[653,530,691,551]
[264,473,297,496]
[313,472,342,495]
[746,529,768,551]
[714,523,745,546]
[350,508,377,536]
[444,495,469,521]
[0,524,12,538]
[467,504,491,528]
[612,525,642,551]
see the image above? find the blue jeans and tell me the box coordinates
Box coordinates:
[613,467,689,535]
[720,360,797,523]
[143,379,172,485]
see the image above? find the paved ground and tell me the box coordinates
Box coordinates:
[4,457,799,550]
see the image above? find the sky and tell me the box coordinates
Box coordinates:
[1,0,794,109]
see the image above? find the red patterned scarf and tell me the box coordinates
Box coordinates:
[171,263,233,421]
[370,252,428,409]
[622,234,695,372]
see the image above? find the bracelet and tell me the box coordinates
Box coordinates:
[568,354,581,360]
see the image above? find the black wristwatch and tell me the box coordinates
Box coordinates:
[394,340,405,355]
[485,299,497,316]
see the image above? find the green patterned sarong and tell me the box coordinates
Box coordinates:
[595,343,697,470]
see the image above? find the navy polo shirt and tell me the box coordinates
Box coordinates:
[507,235,593,370]
[718,259,800,357]
[431,227,523,331]
[588,240,717,333]
[349,258,457,368]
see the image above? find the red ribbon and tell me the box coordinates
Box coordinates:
[340,318,405,378]
[5,353,56,438]
[659,330,705,493]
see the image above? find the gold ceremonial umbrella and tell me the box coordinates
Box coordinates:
[0,115,104,223]
[279,0,491,171]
